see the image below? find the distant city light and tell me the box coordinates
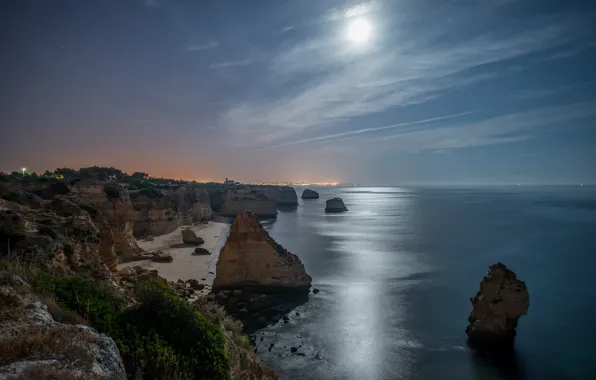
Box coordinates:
[21,167,27,176]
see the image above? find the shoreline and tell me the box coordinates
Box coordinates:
[117,221,230,296]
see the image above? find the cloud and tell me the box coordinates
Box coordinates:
[259,110,480,150]
[371,101,596,151]
[278,26,296,34]
[185,42,219,52]
[218,1,593,148]
[209,60,252,69]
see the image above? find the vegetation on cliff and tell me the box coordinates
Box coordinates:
[0,176,276,380]
[2,265,231,380]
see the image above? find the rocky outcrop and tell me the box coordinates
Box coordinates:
[325,197,348,213]
[0,198,117,282]
[466,263,529,350]
[69,180,142,261]
[212,212,311,331]
[219,189,277,219]
[301,189,319,199]
[0,274,126,380]
[130,186,212,238]
[255,186,298,206]
[213,211,311,292]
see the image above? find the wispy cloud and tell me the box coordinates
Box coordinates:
[259,110,480,150]
[209,60,252,69]
[278,26,296,34]
[220,2,591,147]
[372,101,596,151]
[185,42,219,52]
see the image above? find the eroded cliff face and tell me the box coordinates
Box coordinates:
[130,186,212,238]
[219,189,277,219]
[0,197,118,282]
[213,211,311,292]
[466,263,529,349]
[69,181,142,261]
[255,186,298,206]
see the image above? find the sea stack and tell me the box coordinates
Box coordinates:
[301,189,319,199]
[325,198,348,213]
[212,211,312,293]
[466,263,529,350]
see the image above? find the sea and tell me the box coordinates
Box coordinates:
[252,186,596,380]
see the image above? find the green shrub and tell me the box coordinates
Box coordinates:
[32,275,230,380]
[33,274,124,335]
[118,282,230,380]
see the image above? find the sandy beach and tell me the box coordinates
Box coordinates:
[118,221,230,295]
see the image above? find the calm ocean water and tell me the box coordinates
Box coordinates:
[253,186,596,380]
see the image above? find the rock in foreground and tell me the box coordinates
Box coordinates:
[181,228,204,245]
[325,198,348,213]
[466,263,529,350]
[213,211,311,292]
[301,189,319,199]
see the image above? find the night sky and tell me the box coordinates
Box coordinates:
[1,0,595,185]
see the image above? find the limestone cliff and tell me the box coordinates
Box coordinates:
[69,180,142,261]
[466,263,529,349]
[130,186,212,238]
[255,186,299,206]
[219,189,278,219]
[0,197,118,282]
[213,211,311,292]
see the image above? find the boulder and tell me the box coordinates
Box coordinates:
[465,263,529,350]
[325,198,348,213]
[192,247,211,255]
[301,189,319,199]
[186,279,205,291]
[151,251,173,263]
[181,228,204,245]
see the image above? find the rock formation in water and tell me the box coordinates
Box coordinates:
[219,189,278,218]
[301,189,319,199]
[255,186,299,206]
[129,185,212,238]
[213,211,311,292]
[212,211,311,332]
[325,197,348,213]
[466,263,529,349]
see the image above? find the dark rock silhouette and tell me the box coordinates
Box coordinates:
[466,263,529,350]
[301,189,319,199]
[325,198,348,213]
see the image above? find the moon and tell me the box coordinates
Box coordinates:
[347,18,372,44]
